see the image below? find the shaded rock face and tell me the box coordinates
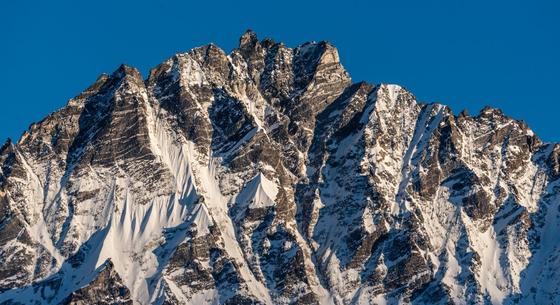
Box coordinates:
[0,30,559,305]
[62,259,133,305]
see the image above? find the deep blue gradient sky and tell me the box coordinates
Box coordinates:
[1,0,558,142]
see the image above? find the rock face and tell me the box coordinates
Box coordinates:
[62,259,133,305]
[0,31,559,305]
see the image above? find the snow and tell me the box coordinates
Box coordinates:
[395,103,445,215]
[232,172,278,211]
[145,101,272,304]
[14,149,64,266]
[3,37,560,305]
[514,180,560,304]
[177,54,207,87]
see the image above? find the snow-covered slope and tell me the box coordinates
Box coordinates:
[0,31,559,305]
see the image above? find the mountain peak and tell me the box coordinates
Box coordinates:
[1,33,559,305]
[113,63,143,81]
[239,29,258,49]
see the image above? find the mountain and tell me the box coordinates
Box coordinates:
[0,30,559,305]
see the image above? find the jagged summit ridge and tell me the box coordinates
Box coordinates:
[0,31,559,305]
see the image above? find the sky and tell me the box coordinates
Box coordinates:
[0,0,558,142]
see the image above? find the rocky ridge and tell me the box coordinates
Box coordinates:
[0,31,559,305]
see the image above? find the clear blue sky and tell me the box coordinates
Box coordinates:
[1,0,558,142]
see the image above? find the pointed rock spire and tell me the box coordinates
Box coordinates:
[0,138,12,153]
[239,29,258,50]
[112,64,143,82]
[72,73,111,103]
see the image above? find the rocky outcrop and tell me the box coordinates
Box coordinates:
[61,259,132,305]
